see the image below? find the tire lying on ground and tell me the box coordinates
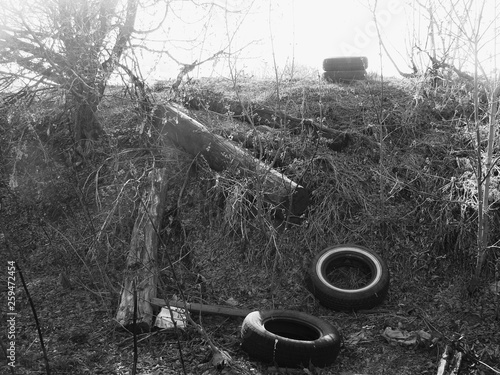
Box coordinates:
[323,56,368,71]
[241,310,341,368]
[322,70,366,83]
[308,244,390,311]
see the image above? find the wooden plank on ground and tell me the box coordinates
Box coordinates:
[150,297,252,318]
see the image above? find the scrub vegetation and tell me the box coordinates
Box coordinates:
[1,72,499,374]
[1,0,500,374]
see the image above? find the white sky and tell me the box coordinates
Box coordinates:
[2,0,498,84]
[136,0,406,80]
[138,0,499,82]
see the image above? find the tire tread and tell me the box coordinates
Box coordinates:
[323,70,367,82]
[323,56,369,71]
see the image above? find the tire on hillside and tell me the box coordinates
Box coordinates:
[323,56,368,71]
[323,70,367,83]
[241,310,341,368]
[308,244,390,311]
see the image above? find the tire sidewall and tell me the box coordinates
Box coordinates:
[310,244,389,307]
[241,310,341,367]
[243,310,338,347]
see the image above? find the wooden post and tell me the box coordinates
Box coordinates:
[116,168,168,330]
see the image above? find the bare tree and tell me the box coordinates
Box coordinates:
[408,0,500,289]
[0,0,256,147]
[0,0,140,144]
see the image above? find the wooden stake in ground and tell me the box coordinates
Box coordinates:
[116,168,168,330]
[151,102,309,220]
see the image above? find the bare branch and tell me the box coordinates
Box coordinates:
[133,2,169,34]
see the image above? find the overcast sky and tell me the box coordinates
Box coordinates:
[2,0,498,84]
[136,0,409,81]
[135,0,500,82]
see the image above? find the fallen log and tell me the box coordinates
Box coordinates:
[219,125,277,149]
[116,168,168,331]
[183,93,349,151]
[150,102,309,220]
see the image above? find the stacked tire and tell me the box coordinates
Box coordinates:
[322,56,368,83]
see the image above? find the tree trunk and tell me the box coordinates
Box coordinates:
[74,101,103,142]
[116,168,168,330]
[151,103,309,220]
[71,82,105,144]
[470,85,500,291]
[183,94,349,151]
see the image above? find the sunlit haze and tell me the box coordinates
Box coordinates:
[138,0,408,80]
[136,0,499,82]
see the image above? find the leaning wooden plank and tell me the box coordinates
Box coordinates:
[150,102,309,219]
[150,297,252,318]
[116,168,168,331]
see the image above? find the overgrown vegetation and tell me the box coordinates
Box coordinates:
[371,0,500,287]
[1,70,499,374]
[1,0,500,374]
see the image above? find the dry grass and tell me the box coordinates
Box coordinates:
[1,74,499,374]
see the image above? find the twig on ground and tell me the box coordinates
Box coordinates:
[16,262,51,375]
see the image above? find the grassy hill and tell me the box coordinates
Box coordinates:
[1,74,499,374]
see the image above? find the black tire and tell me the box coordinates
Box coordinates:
[323,70,366,83]
[241,310,341,368]
[308,244,390,311]
[323,56,368,71]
